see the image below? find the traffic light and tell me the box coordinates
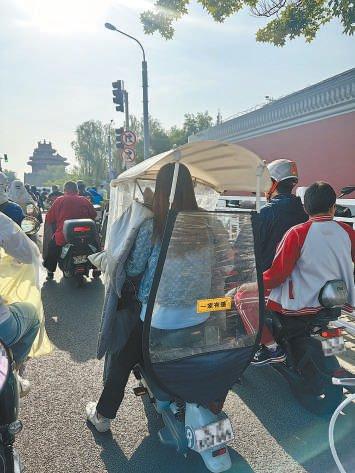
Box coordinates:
[112,80,124,112]
[115,127,124,149]
[4,154,8,163]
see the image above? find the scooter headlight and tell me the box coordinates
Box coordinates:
[8,420,23,435]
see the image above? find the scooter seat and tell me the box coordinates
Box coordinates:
[137,364,171,402]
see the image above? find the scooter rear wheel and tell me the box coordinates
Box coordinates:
[292,353,343,416]
[75,274,85,288]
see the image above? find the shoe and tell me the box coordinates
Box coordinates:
[46,272,54,281]
[17,374,31,398]
[251,345,286,366]
[86,402,111,433]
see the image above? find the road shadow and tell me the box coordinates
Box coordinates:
[232,366,355,473]
[89,399,253,473]
[41,275,104,363]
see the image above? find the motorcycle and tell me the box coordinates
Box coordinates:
[0,340,24,473]
[107,141,271,471]
[58,219,101,287]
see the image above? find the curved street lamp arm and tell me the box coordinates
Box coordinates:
[108,24,146,62]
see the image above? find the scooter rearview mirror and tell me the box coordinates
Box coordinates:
[21,217,36,234]
[0,340,10,394]
[339,186,355,198]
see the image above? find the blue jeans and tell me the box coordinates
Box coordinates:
[0,302,40,365]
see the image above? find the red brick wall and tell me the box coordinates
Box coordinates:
[238,112,355,194]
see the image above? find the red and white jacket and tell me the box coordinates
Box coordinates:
[263,216,355,316]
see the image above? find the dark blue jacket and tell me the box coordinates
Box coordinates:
[0,201,25,226]
[259,194,308,271]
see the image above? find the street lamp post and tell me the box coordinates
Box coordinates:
[105,22,150,160]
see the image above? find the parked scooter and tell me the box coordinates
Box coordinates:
[0,340,24,473]
[266,280,354,415]
[58,219,101,287]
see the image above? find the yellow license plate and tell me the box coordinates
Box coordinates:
[196,297,232,313]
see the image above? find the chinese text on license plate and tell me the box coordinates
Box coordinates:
[73,255,87,264]
[193,418,234,452]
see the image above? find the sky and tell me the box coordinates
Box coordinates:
[0,0,354,176]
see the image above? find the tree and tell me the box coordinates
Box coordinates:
[168,125,188,147]
[140,0,354,46]
[70,111,213,177]
[36,166,69,187]
[71,120,111,183]
[129,115,177,162]
[183,111,214,137]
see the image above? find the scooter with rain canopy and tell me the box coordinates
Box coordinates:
[107,141,271,472]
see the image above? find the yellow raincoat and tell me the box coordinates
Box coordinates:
[0,248,53,358]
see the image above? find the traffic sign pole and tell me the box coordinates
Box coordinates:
[124,90,129,130]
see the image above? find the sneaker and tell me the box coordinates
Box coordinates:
[46,272,54,281]
[86,402,111,433]
[251,345,286,366]
[17,374,31,398]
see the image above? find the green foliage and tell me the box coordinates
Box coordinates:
[70,111,213,177]
[183,111,214,136]
[140,0,354,45]
[41,167,82,188]
[35,166,68,187]
[128,111,213,163]
[71,120,111,183]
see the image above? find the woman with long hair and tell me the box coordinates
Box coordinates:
[86,163,200,432]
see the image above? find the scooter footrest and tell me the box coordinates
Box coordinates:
[133,386,148,396]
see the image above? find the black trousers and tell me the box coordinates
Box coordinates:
[97,321,143,419]
[275,314,314,341]
[43,239,62,273]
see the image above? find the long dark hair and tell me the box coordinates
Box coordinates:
[152,163,198,241]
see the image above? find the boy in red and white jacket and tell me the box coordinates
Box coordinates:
[253,181,355,365]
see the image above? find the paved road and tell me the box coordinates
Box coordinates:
[17,271,354,473]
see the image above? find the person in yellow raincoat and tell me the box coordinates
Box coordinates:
[0,213,53,393]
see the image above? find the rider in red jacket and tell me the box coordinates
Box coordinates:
[43,181,96,279]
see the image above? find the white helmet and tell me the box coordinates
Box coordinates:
[267,159,299,183]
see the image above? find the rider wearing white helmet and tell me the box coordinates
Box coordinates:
[260,159,308,271]
[252,159,308,366]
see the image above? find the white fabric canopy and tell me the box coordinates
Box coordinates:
[112,141,271,194]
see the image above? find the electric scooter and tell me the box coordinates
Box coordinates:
[58,219,101,287]
[267,280,355,415]
[105,140,272,471]
[131,208,263,472]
